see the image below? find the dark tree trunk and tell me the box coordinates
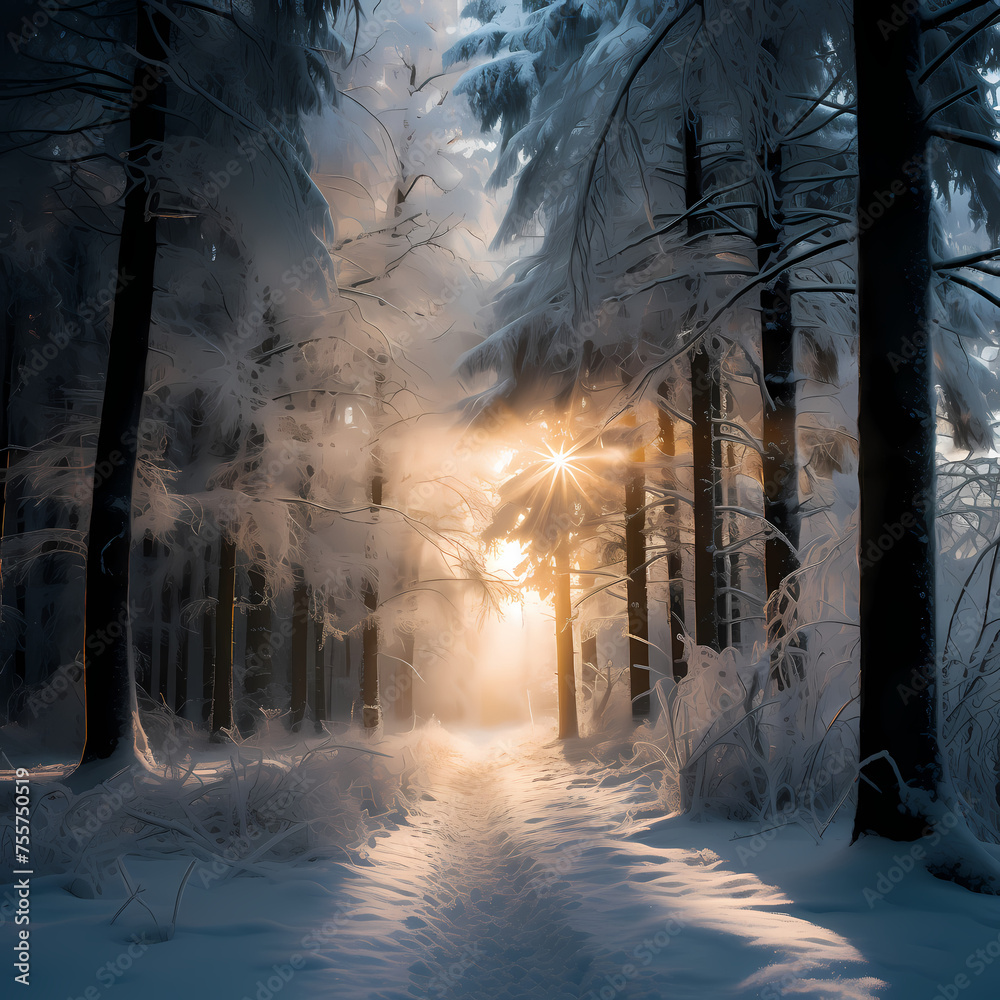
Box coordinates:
[759,152,804,689]
[853,1,939,841]
[158,575,171,708]
[1,297,21,708]
[667,550,686,676]
[0,327,12,713]
[761,271,799,574]
[210,535,236,734]
[361,470,382,730]
[691,348,720,651]
[0,297,14,559]
[14,513,26,688]
[201,569,215,726]
[174,561,190,717]
[314,611,326,730]
[554,537,578,738]
[77,2,168,768]
[291,579,309,731]
[684,110,704,227]
[657,390,688,678]
[361,581,379,728]
[244,567,272,696]
[625,438,650,717]
[685,111,721,652]
[720,438,742,648]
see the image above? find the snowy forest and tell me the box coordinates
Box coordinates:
[4,0,1000,996]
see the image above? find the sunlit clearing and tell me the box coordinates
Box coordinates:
[467,588,555,726]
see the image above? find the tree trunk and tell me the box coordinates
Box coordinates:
[394,630,415,726]
[201,567,215,726]
[14,507,26,690]
[554,537,578,738]
[657,389,688,678]
[210,535,236,735]
[625,436,650,717]
[853,1,939,841]
[0,303,13,712]
[313,610,326,731]
[361,469,382,730]
[684,110,704,227]
[685,111,721,652]
[158,573,172,709]
[361,581,379,729]
[761,265,801,674]
[291,578,309,731]
[759,151,804,688]
[174,561,190,717]
[244,567,271,695]
[691,348,720,650]
[0,296,14,567]
[77,1,168,770]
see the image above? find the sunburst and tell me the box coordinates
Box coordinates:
[537,441,590,494]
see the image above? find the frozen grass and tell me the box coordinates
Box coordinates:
[631,625,858,836]
[0,700,415,894]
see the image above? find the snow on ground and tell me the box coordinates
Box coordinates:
[5,722,1000,999]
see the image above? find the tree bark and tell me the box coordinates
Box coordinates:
[554,537,578,738]
[210,535,236,734]
[0,298,20,709]
[361,469,382,730]
[291,578,309,731]
[691,348,720,650]
[853,1,939,841]
[685,111,721,652]
[201,568,215,726]
[625,437,650,716]
[759,150,803,689]
[394,630,415,726]
[244,567,271,695]
[313,610,327,730]
[657,389,688,678]
[78,1,168,767]
[0,297,14,569]
[174,560,190,717]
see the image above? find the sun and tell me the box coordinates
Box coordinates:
[538,442,588,492]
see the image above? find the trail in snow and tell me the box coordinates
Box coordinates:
[317,734,667,999]
[294,727,884,1000]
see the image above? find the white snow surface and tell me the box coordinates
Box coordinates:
[7,722,1000,999]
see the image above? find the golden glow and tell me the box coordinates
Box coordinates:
[538,442,590,493]
[492,448,516,475]
[486,538,527,578]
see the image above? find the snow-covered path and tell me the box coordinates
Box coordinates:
[288,727,883,1000]
[315,732,670,999]
[18,723,1000,1000]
